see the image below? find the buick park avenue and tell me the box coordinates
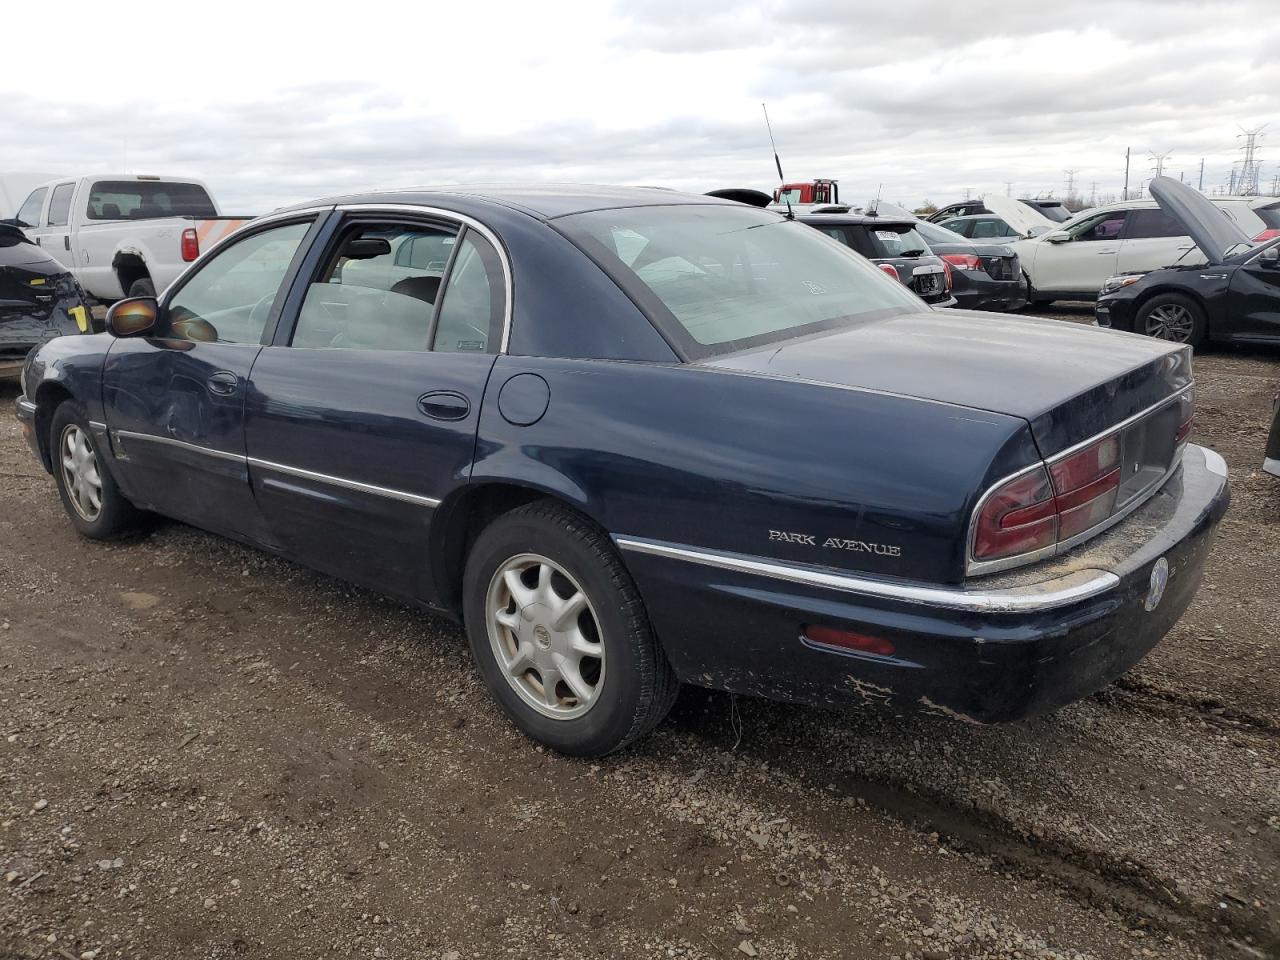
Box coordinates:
[14,185,1229,755]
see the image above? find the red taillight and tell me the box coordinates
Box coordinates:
[1049,436,1121,539]
[941,253,983,272]
[878,263,900,281]
[802,625,896,657]
[941,260,954,290]
[973,466,1057,562]
[1254,229,1279,242]
[180,228,199,262]
[1175,413,1194,445]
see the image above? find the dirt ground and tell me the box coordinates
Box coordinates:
[1,315,1278,960]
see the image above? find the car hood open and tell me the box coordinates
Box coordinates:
[702,309,1189,457]
[983,195,1057,238]
[1149,175,1254,264]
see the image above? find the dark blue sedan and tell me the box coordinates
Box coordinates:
[14,185,1230,755]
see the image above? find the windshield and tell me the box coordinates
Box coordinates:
[86,180,216,220]
[559,204,923,359]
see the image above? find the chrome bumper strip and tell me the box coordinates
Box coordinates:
[614,536,1119,614]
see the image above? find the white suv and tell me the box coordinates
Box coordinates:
[991,195,1280,305]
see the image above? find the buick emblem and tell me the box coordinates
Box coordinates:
[1145,557,1169,612]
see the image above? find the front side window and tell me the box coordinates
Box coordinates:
[292,224,458,351]
[560,204,923,359]
[47,183,74,227]
[85,180,216,220]
[166,221,310,344]
[17,188,46,227]
[1123,209,1186,240]
[1072,212,1127,242]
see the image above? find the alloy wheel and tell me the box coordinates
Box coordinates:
[1144,303,1194,342]
[60,424,103,522]
[485,553,605,720]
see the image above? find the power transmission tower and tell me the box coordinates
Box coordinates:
[1004,181,1014,196]
[1064,169,1078,200]
[1148,151,1172,179]
[1233,125,1267,196]
[1089,181,1098,205]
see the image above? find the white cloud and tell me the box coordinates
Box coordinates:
[0,0,1275,212]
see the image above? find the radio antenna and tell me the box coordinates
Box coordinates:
[762,102,794,219]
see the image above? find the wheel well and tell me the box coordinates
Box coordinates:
[32,382,73,472]
[429,483,587,617]
[1134,286,1211,334]
[112,254,150,295]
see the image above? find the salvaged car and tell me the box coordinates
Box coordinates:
[912,219,1025,311]
[1,222,91,379]
[798,210,955,306]
[1096,176,1280,348]
[15,185,1229,756]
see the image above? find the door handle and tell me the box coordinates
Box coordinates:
[64,236,70,251]
[417,390,470,421]
[206,371,240,397]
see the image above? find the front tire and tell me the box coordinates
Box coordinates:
[462,501,678,756]
[50,401,143,539]
[1136,293,1206,348]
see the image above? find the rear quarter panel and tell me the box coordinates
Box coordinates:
[23,333,112,468]
[473,357,1039,586]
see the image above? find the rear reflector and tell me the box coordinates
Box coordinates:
[180,228,199,262]
[802,625,895,657]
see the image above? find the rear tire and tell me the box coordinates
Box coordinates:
[462,501,678,756]
[1135,293,1206,349]
[49,401,144,540]
[127,277,155,298]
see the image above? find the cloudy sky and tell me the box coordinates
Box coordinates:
[2,0,1277,213]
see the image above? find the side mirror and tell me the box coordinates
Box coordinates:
[105,297,158,337]
[1260,246,1280,268]
[1045,231,1072,243]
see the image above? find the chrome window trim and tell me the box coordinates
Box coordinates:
[965,385,1194,577]
[112,430,441,507]
[334,203,514,354]
[614,535,1118,614]
[246,458,441,508]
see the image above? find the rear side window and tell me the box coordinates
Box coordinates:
[432,232,505,353]
[1123,209,1186,240]
[17,188,45,227]
[969,219,1010,239]
[292,224,458,351]
[85,181,216,220]
[47,183,74,227]
[938,218,971,237]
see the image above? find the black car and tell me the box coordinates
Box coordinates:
[15,185,1228,757]
[1266,394,1279,479]
[0,222,91,378]
[798,211,955,306]
[1096,177,1280,349]
[930,198,1072,224]
[913,219,1025,311]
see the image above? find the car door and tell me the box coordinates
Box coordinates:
[1115,208,1200,274]
[102,215,321,543]
[1033,210,1127,296]
[38,181,77,268]
[1226,246,1280,339]
[243,211,508,604]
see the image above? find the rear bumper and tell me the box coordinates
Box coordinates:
[950,271,1026,312]
[619,444,1229,722]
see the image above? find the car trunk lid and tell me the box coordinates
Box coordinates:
[701,309,1191,458]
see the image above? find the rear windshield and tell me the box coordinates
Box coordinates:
[86,181,216,220]
[1024,201,1072,223]
[864,226,930,258]
[558,204,922,360]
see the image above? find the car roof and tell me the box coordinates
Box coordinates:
[285,183,733,221]
[797,213,916,228]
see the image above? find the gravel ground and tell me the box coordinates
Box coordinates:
[1,314,1278,960]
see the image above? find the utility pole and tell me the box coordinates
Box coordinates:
[1123,147,1131,200]
[1198,158,1205,191]
[1149,151,1172,180]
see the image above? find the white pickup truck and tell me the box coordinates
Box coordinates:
[5,174,251,301]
